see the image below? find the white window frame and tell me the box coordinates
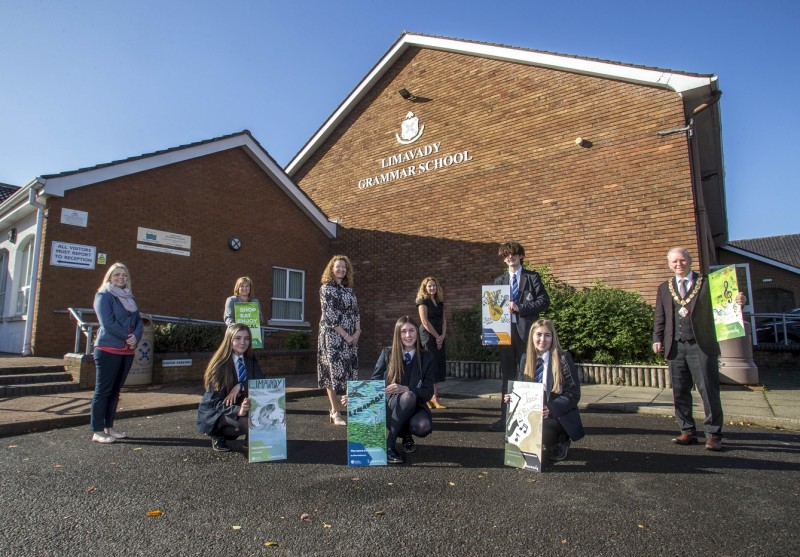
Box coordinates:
[14,237,34,316]
[270,266,307,326]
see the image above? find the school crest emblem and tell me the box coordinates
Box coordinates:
[396,111,424,145]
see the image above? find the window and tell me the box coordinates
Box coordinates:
[15,238,34,315]
[0,249,8,316]
[272,267,304,321]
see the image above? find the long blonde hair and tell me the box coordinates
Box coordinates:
[321,255,354,287]
[203,324,253,392]
[415,276,443,304]
[386,316,422,386]
[98,262,132,292]
[523,319,563,394]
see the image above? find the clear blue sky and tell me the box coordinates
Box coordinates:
[1,1,797,241]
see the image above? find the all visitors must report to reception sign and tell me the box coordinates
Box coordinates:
[50,241,96,269]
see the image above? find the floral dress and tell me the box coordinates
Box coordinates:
[317,283,360,392]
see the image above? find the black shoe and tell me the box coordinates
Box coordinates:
[550,439,571,462]
[387,447,404,464]
[211,436,230,452]
[402,435,416,454]
[487,418,505,432]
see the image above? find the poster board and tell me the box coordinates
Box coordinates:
[234,302,263,348]
[504,381,544,472]
[346,380,387,466]
[248,378,287,463]
[708,266,745,341]
[482,285,511,345]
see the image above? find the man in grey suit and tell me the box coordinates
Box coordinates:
[488,241,550,431]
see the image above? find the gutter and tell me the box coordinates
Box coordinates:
[22,183,46,355]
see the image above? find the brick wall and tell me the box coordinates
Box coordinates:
[293,48,704,362]
[33,148,330,356]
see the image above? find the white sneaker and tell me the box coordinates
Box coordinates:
[92,432,116,444]
[105,428,127,439]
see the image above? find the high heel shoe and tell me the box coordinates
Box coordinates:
[429,398,447,409]
[329,410,346,426]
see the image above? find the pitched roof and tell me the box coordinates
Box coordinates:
[286,31,719,176]
[0,183,20,203]
[726,234,800,269]
[3,131,336,238]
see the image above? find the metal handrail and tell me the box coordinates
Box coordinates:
[752,312,800,345]
[64,308,312,354]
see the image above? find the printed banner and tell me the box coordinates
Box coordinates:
[504,381,544,472]
[346,380,387,466]
[248,378,287,463]
[708,266,745,341]
[482,285,511,345]
[235,302,263,349]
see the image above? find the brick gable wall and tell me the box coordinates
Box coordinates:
[32,148,330,356]
[294,48,703,361]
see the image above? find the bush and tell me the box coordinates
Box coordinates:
[448,304,500,362]
[448,266,661,365]
[285,332,311,350]
[153,323,226,353]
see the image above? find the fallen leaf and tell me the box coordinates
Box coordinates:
[232,525,242,530]
[85,486,97,493]
[146,510,163,517]
[8,445,18,448]
[264,541,278,547]
[133,447,143,451]
[351,477,360,481]
[375,510,385,516]
[448,482,456,487]
[637,524,645,529]
[387,482,394,486]
[323,523,332,528]
[561,539,569,544]
[300,513,313,523]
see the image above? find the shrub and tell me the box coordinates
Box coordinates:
[153,323,226,353]
[448,266,661,365]
[448,304,499,362]
[285,332,311,350]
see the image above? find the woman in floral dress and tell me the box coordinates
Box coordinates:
[317,255,361,426]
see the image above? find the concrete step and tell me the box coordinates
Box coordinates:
[0,372,75,386]
[0,381,81,397]
[0,365,66,376]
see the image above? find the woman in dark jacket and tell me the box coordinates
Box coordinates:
[197,323,263,452]
[506,318,585,462]
[371,316,434,464]
[90,263,143,444]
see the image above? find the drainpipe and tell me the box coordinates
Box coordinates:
[22,185,46,356]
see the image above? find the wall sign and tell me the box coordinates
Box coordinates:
[50,241,96,269]
[137,227,192,249]
[60,208,88,228]
[357,112,475,190]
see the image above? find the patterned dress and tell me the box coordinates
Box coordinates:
[317,283,360,392]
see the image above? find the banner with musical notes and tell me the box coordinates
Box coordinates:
[346,380,387,466]
[504,381,544,472]
[708,265,745,341]
[482,285,512,345]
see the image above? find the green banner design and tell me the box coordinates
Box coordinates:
[234,302,263,349]
[708,266,745,341]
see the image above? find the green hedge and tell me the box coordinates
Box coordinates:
[153,323,225,353]
[448,266,662,365]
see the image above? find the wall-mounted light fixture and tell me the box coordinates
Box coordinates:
[8,228,17,244]
[575,137,593,148]
[398,88,416,101]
